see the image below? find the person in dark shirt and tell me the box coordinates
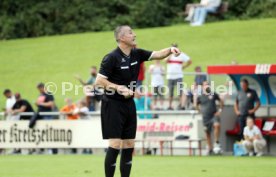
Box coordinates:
[11,93,34,120]
[75,66,101,111]
[234,79,260,140]
[95,25,181,177]
[36,83,55,119]
[194,66,207,86]
[196,81,224,155]
[35,83,57,155]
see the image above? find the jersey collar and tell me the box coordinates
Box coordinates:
[117,47,131,58]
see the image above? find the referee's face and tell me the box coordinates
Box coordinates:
[120,26,136,47]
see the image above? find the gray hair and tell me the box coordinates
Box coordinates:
[114,25,130,42]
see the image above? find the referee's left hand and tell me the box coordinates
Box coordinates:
[117,85,134,98]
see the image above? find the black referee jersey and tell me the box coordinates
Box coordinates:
[98,47,152,100]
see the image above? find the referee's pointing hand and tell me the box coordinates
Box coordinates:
[117,85,134,99]
[171,47,181,56]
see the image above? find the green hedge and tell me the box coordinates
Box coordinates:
[0,0,275,39]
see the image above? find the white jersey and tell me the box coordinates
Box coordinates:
[166,52,190,80]
[150,64,165,87]
[243,125,263,139]
[6,96,16,110]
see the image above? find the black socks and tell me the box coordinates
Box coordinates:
[120,148,134,177]
[105,147,120,177]
[104,147,134,177]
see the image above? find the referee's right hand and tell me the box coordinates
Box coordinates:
[117,85,134,98]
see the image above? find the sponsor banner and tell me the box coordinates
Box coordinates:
[0,116,204,148]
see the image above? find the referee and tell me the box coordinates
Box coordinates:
[95,25,181,177]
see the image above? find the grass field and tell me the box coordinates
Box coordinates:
[0,18,276,108]
[0,155,275,177]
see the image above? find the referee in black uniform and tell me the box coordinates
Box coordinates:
[95,25,181,177]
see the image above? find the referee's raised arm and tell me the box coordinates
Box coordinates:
[150,46,181,60]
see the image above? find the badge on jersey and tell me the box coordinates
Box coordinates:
[247,93,251,98]
[208,95,213,100]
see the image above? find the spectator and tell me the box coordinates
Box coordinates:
[2,90,18,154]
[137,62,146,88]
[134,90,153,119]
[11,93,34,120]
[36,83,55,120]
[193,66,207,107]
[72,100,92,154]
[234,79,260,140]
[242,117,266,156]
[194,66,207,86]
[73,100,90,119]
[60,98,79,120]
[185,1,202,21]
[196,81,224,155]
[36,83,57,154]
[191,0,221,26]
[3,89,17,120]
[149,60,165,109]
[75,66,101,111]
[166,44,192,110]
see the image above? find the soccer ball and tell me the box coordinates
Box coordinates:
[213,146,222,155]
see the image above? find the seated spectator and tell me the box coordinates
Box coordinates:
[60,98,79,120]
[134,90,153,119]
[149,60,165,110]
[3,89,17,120]
[73,100,90,119]
[185,1,201,21]
[191,0,221,26]
[242,117,266,156]
[11,93,34,120]
[75,66,101,111]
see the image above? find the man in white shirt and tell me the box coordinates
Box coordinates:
[242,117,266,156]
[3,89,18,121]
[149,60,165,109]
[166,44,192,110]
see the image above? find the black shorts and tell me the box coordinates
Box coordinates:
[203,116,220,133]
[101,95,137,139]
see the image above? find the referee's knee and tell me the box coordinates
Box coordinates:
[122,139,135,149]
[109,139,122,149]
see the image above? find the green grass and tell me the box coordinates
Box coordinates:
[0,155,275,177]
[0,18,276,108]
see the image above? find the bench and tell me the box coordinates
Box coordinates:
[135,131,205,156]
[182,2,229,18]
[261,118,276,153]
